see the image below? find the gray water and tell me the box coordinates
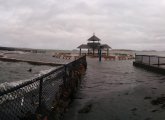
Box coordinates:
[4,52,71,64]
[0,51,72,84]
[0,61,54,83]
[135,51,165,56]
[64,58,165,120]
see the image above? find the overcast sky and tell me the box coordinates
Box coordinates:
[0,0,165,50]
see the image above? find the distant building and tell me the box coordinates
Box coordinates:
[77,34,111,56]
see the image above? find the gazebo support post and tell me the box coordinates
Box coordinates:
[99,48,102,62]
[80,48,81,56]
[107,48,109,56]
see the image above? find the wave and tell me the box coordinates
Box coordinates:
[0,68,55,92]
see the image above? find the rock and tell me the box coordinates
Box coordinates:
[125,92,129,95]
[145,117,152,120]
[161,104,165,109]
[151,97,165,105]
[151,109,158,112]
[144,96,152,100]
[151,87,157,89]
[78,104,92,113]
[131,108,137,111]
[28,68,32,72]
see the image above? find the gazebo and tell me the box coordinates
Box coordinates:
[77,34,111,56]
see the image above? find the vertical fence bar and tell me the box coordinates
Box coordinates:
[158,57,160,67]
[63,65,67,88]
[149,56,150,65]
[39,78,43,108]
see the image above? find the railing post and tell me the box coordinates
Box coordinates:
[149,56,150,65]
[39,78,43,108]
[158,57,160,67]
[63,65,67,88]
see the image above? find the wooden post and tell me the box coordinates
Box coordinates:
[99,47,102,62]
[63,65,67,88]
[80,48,81,56]
[107,48,109,56]
[158,57,160,67]
[39,78,43,108]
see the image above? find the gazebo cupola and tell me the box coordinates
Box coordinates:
[87,34,101,55]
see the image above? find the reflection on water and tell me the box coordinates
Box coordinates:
[64,58,165,120]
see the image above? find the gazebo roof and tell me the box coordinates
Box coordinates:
[77,44,89,49]
[101,44,111,49]
[77,44,111,49]
[88,35,101,41]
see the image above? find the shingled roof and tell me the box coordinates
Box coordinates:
[77,44,111,49]
[101,44,111,49]
[88,35,101,41]
[77,44,89,49]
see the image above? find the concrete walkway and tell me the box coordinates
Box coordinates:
[64,58,165,120]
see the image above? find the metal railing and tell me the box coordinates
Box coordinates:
[0,55,87,120]
[135,55,165,66]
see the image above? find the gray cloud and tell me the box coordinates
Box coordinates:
[0,0,165,50]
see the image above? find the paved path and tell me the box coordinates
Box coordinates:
[64,58,165,120]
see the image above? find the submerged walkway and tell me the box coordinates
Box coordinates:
[64,58,165,120]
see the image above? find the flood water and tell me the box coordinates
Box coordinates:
[0,61,54,83]
[64,58,165,120]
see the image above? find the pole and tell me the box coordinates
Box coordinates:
[93,48,94,56]
[158,57,160,67]
[63,65,67,88]
[99,48,102,62]
[107,48,109,57]
[80,48,81,56]
[39,78,43,108]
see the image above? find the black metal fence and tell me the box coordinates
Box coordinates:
[135,55,165,66]
[0,55,87,120]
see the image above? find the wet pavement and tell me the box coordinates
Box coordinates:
[64,57,165,120]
